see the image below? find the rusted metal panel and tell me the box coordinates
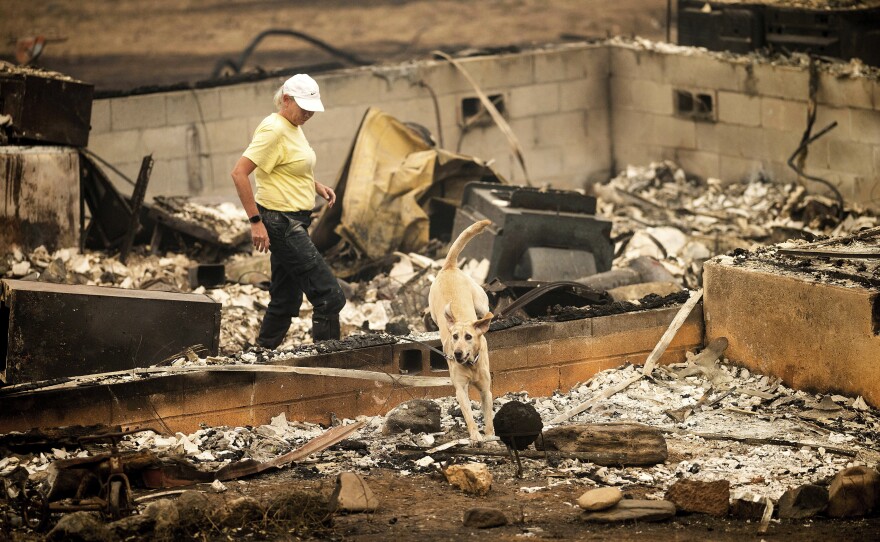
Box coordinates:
[1,279,221,385]
[0,304,704,433]
[0,70,94,147]
[0,147,80,254]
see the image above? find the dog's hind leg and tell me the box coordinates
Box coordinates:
[477,378,495,437]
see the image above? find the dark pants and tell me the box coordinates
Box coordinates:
[256,205,346,348]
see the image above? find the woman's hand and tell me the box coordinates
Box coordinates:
[315,181,336,207]
[251,221,270,253]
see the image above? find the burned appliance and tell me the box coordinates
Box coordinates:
[449,182,613,283]
[677,0,880,67]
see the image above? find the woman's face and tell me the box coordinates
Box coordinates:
[283,96,315,126]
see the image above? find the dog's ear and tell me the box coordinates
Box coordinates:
[444,303,456,328]
[474,312,493,335]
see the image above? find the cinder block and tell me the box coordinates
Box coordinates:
[613,142,665,171]
[675,149,720,180]
[416,60,479,95]
[166,88,221,124]
[380,97,441,128]
[110,94,167,130]
[323,69,389,107]
[536,111,587,147]
[719,154,764,182]
[509,82,561,118]
[651,115,696,149]
[612,108,654,144]
[695,122,719,154]
[760,128,822,166]
[141,125,189,160]
[610,45,667,82]
[664,53,746,93]
[813,106,852,141]
[817,72,875,110]
[218,83,272,120]
[717,91,761,126]
[523,146,564,178]
[87,129,142,166]
[468,53,535,90]
[703,260,880,408]
[851,109,880,144]
[306,104,372,142]
[562,139,612,175]
[90,99,111,135]
[202,117,251,154]
[532,48,570,82]
[715,124,766,159]
[493,367,559,398]
[209,152,244,192]
[761,97,808,131]
[828,139,875,177]
[149,158,190,197]
[750,63,810,101]
[612,77,675,116]
[560,78,608,112]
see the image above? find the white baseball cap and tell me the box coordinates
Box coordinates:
[282,74,324,112]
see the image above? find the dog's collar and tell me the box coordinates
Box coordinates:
[460,352,479,367]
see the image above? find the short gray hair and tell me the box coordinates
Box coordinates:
[273,87,284,110]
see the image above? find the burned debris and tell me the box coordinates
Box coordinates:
[3,4,880,539]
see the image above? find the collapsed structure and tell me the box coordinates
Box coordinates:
[1,2,880,537]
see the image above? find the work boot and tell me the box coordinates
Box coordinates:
[312,314,341,342]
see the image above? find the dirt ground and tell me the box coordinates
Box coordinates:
[234,462,880,542]
[2,0,672,92]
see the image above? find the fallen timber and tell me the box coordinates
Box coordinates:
[0,303,703,434]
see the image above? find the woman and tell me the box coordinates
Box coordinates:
[231,73,345,348]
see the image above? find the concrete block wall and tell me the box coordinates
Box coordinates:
[610,43,880,209]
[87,43,612,201]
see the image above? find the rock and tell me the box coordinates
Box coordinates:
[581,499,676,522]
[577,487,623,511]
[777,484,828,519]
[383,399,441,434]
[664,479,730,517]
[827,466,880,518]
[40,258,67,283]
[463,507,508,528]
[329,472,379,512]
[46,511,116,541]
[444,463,493,496]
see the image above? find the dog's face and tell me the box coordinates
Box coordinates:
[443,304,493,366]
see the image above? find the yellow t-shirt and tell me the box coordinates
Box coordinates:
[244,113,317,212]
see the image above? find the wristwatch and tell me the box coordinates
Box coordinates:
[248,214,262,224]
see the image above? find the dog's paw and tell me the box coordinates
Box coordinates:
[468,432,484,444]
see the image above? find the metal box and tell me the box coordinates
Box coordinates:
[1,280,221,385]
[450,183,613,282]
[0,70,94,147]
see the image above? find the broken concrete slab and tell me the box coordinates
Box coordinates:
[777,484,828,519]
[703,254,880,407]
[329,472,379,513]
[444,463,492,496]
[827,466,880,518]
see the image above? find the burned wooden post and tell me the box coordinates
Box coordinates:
[119,154,154,264]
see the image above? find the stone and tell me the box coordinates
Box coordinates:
[40,258,67,283]
[463,507,508,528]
[577,487,623,511]
[329,472,379,512]
[383,399,441,434]
[444,463,493,496]
[107,514,152,539]
[664,478,730,517]
[777,484,828,519]
[581,499,676,522]
[46,511,116,542]
[827,466,880,518]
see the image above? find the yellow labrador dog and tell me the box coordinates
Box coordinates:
[429,219,494,442]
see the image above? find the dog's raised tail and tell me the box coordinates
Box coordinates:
[442,219,491,270]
